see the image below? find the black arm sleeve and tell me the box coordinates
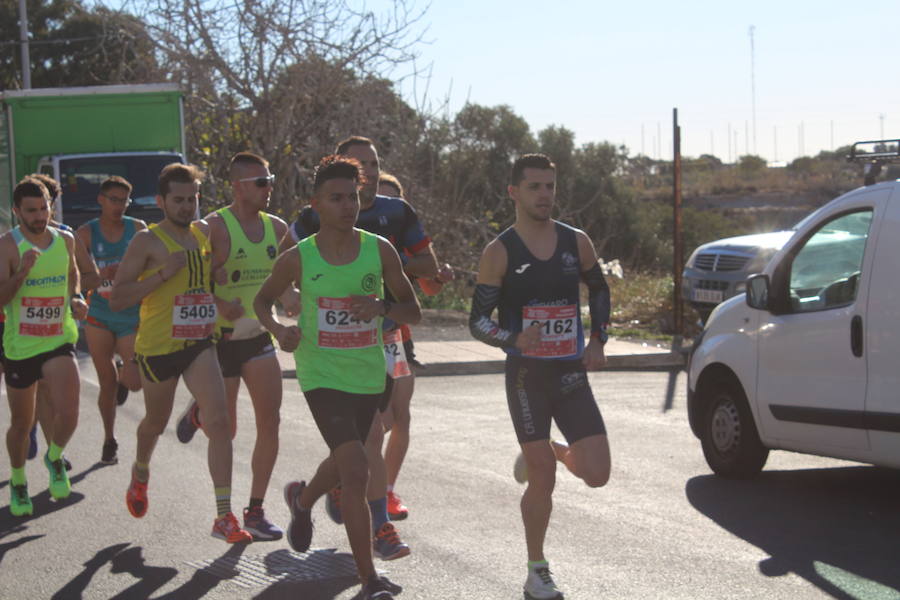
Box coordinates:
[582,262,611,343]
[469,283,518,349]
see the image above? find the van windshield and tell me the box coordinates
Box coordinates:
[59,154,182,211]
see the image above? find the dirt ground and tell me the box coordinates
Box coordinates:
[407,308,471,342]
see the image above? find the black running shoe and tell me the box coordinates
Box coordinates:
[361,574,395,599]
[116,383,129,406]
[101,439,118,465]
[283,480,313,552]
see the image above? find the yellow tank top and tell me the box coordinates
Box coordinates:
[135,223,215,356]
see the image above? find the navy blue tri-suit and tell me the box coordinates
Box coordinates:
[496,221,607,444]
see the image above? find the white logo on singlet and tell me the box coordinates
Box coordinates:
[515,263,531,274]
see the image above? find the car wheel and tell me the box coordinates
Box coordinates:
[700,378,769,478]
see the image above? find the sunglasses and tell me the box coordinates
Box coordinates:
[236,174,275,188]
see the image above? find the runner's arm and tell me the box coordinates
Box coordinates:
[254,248,301,340]
[73,229,101,292]
[576,231,610,344]
[376,238,421,325]
[109,231,166,311]
[469,240,518,349]
[0,235,29,307]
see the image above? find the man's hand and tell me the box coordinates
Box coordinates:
[582,339,607,370]
[349,294,381,321]
[280,287,300,318]
[100,263,119,280]
[214,266,228,286]
[160,250,187,281]
[275,324,302,352]
[514,322,542,353]
[436,263,455,283]
[71,297,89,321]
[18,248,40,278]
[219,297,244,321]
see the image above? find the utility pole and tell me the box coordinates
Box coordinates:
[879,113,886,139]
[18,0,31,89]
[749,25,757,155]
[672,109,683,336]
[773,125,778,162]
[641,123,645,156]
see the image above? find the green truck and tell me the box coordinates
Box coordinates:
[0,83,185,231]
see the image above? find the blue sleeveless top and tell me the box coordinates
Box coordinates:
[87,217,140,323]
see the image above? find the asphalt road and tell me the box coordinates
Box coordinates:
[1,358,898,599]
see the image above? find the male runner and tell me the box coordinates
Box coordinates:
[76,176,146,465]
[0,177,86,516]
[110,163,251,543]
[376,171,454,520]
[469,154,612,600]
[175,152,286,540]
[255,154,420,599]
[284,136,437,557]
[28,173,100,468]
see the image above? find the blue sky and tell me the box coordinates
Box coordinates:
[384,0,900,162]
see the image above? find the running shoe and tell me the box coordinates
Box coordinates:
[361,574,395,599]
[9,483,33,517]
[101,439,118,465]
[513,451,528,484]
[211,512,253,543]
[27,425,37,460]
[325,485,343,524]
[175,400,200,444]
[116,383,129,406]
[243,505,284,541]
[44,451,71,499]
[386,490,408,521]
[126,474,148,518]
[524,564,564,600]
[373,522,410,560]
[283,480,313,552]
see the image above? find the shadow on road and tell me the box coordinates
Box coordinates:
[154,543,248,600]
[686,466,900,599]
[662,368,681,412]
[0,490,85,538]
[253,547,360,599]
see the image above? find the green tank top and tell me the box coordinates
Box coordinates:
[3,227,78,360]
[296,230,385,394]
[215,207,278,340]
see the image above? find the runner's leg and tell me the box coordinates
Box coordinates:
[519,439,557,563]
[332,439,375,581]
[134,373,179,475]
[554,434,610,488]
[384,373,413,488]
[114,333,142,392]
[40,354,80,450]
[85,324,118,443]
[6,385,37,469]
[241,354,282,501]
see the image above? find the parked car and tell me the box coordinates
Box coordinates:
[687,178,900,478]
[682,230,793,322]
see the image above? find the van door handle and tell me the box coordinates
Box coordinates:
[851,315,863,357]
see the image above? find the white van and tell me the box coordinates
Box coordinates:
[687,179,900,477]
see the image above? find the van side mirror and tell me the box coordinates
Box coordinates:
[746,274,770,310]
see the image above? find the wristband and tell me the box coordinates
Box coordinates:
[381,297,393,317]
[71,292,84,301]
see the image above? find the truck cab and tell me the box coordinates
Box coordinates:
[38,151,184,229]
[688,174,900,478]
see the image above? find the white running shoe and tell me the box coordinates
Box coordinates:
[524,563,564,600]
[513,451,528,484]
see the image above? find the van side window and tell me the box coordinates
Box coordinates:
[788,210,872,313]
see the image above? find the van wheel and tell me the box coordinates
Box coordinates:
[700,379,769,478]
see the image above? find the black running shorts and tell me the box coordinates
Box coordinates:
[135,340,213,383]
[304,387,382,451]
[3,343,76,390]
[216,332,275,378]
[504,355,606,445]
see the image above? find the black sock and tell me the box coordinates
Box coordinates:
[249,497,263,510]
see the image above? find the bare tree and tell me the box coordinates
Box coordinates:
[118,0,429,216]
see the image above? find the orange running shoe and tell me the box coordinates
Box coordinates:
[126,475,148,518]
[212,511,253,543]
[387,490,408,521]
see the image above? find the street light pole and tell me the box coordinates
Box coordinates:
[18,0,32,89]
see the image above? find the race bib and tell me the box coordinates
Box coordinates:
[97,261,118,299]
[383,328,411,378]
[172,293,217,339]
[19,296,64,336]
[522,304,578,358]
[317,296,378,349]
